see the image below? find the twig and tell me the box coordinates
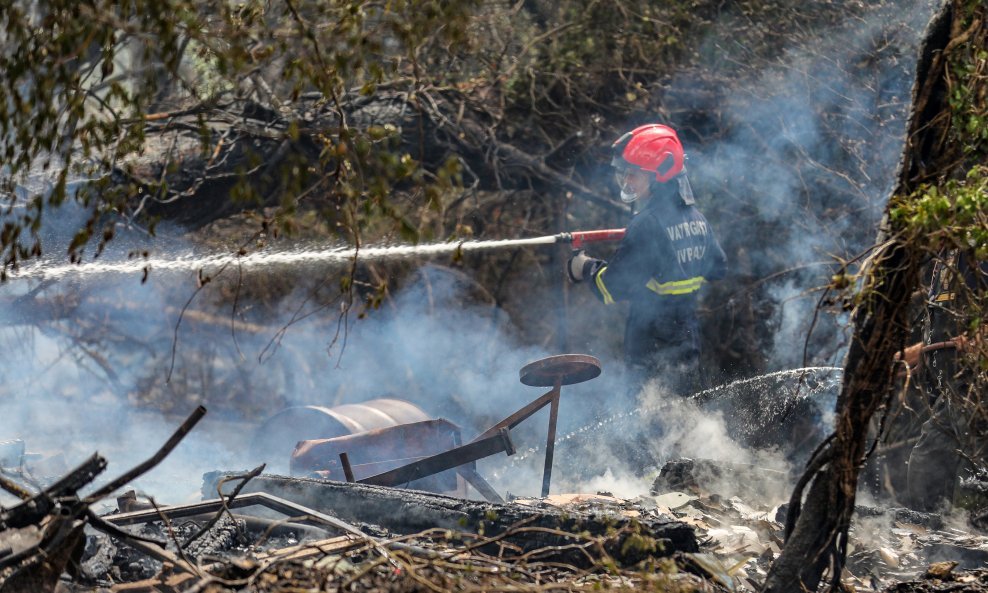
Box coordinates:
[183,463,265,549]
[84,405,207,503]
[149,496,200,569]
[87,510,202,577]
[444,515,540,558]
[0,473,33,501]
[85,508,166,548]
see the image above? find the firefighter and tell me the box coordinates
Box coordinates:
[567,124,727,395]
[903,249,987,513]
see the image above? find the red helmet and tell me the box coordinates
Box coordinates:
[611,124,685,183]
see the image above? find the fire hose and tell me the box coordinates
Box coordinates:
[896,340,965,378]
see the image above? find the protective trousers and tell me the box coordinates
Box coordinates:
[906,352,981,511]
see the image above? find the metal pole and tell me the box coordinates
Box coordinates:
[555,193,570,354]
[541,378,562,498]
[340,452,355,482]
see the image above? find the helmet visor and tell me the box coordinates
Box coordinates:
[613,168,651,203]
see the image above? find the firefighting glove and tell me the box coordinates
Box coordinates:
[567,250,592,283]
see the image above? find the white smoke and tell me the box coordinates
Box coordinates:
[0,0,938,508]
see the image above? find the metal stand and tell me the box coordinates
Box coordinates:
[472,354,601,498]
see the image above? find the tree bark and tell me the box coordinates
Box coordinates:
[762,2,957,591]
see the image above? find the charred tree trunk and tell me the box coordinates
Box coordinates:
[763,2,962,591]
[762,241,922,591]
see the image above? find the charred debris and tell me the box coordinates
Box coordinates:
[2,357,988,593]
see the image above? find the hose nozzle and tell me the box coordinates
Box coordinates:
[558,229,626,250]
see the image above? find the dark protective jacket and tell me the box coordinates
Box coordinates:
[921,249,988,402]
[585,182,727,382]
[925,250,988,343]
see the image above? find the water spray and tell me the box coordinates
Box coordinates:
[501,366,843,472]
[11,229,627,280]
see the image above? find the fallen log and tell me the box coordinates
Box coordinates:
[201,472,698,566]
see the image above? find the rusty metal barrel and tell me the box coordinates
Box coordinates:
[249,398,432,473]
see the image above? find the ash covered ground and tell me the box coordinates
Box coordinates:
[3,366,987,593]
